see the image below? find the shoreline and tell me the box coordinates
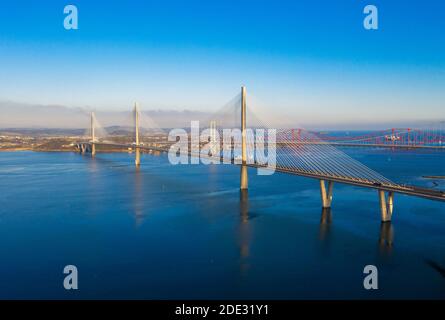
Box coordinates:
[0,148,153,154]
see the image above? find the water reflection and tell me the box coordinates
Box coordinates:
[319,208,332,242]
[86,153,98,173]
[240,190,249,223]
[133,167,144,227]
[86,156,99,215]
[378,222,394,257]
[239,190,250,274]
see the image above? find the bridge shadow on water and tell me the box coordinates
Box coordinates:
[133,167,144,227]
[81,152,445,298]
[91,152,401,259]
[3,151,445,299]
[378,222,394,258]
[425,259,445,278]
[239,190,251,275]
[319,208,333,243]
[318,207,395,260]
[238,188,398,279]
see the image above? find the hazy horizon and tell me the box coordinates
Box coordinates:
[1,99,443,131]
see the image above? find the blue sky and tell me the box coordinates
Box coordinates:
[0,0,444,128]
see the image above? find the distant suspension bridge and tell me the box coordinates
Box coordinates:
[287,127,445,149]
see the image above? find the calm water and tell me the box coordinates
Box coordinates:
[1,149,445,299]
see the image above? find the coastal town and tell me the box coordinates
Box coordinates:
[0,129,169,152]
[0,132,79,152]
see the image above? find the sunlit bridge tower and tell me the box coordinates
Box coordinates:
[209,120,217,156]
[379,190,394,222]
[240,86,248,190]
[320,180,333,209]
[91,112,96,157]
[134,102,141,167]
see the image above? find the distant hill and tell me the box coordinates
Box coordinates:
[0,126,167,137]
[0,128,86,136]
[0,100,212,130]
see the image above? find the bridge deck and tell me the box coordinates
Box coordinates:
[81,142,445,203]
[278,141,445,150]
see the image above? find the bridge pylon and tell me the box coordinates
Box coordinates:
[134,102,141,167]
[379,190,394,222]
[240,86,248,190]
[91,112,96,157]
[209,120,218,156]
[320,180,334,208]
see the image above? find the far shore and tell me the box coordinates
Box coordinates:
[0,148,158,154]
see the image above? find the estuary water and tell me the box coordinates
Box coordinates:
[0,149,445,299]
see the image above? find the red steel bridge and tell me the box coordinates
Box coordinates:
[287,128,445,149]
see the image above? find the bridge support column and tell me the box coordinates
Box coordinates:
[379,190,394,222]
[320,180,334,208]
[91,112,96,157]
[135,148,141,167]
[240,165,248,190]
[240,86,248,190]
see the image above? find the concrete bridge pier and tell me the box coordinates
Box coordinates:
[379,190,394,222]
[91,112,96,157]
[135,148,141,167]
[240,165,248,190]
[78,143,88,154]
[320,180,334,208]
[240,86,248,190]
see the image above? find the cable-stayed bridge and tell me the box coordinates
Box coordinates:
[77,87,445,223]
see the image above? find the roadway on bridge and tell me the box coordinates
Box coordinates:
[83,141,445,203]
